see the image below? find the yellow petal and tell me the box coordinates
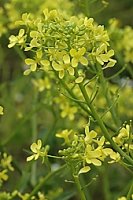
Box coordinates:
[37,140,42,149]
[30,143,38,153]
[26,155,35,162]
[68,67,74,76]
[78,166,91,174]
[23,69,31,76]
[30,63,37,71]
[75,76,84,83]
[52,61,62,71]
[25,58,35,65]
[19,29,25,37]
[79,47,86,56]
[0,106,4,115]
[70,49,77,57]
[36,51,42,59]
[40,60,50,66]
[106,59,116,67]
[63,54,70,64]
[71,58,78,67]
[96,56,104,65]
[91,159,102,166]
[107,49,114,57]
[80,56,88,66]
[59,70,64,79]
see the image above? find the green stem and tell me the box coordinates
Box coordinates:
[54,71,92,116]
[31,89,38,186]
[73,175,86,200]
[127,181,133,200]
[54,71,116,132]
[97,64,121,127]
[75,70,133,165]
[27,164,66,199]
[119,161,133,175]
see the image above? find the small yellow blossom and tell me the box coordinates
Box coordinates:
[56,129,76,145]
[95,44,116,67]
[52,54,74,79]
[8,29,26,48]
[0,106,4,115]
[27,140,49,162]
[85,125,97,144]
[60,103,77,120]
[24,51,50,75]
[85,144,102,166]
[113,124,132,151]
[1,153,14,171]
[32,77,51,92]
[70,47,88,67]
[0,169,8,183]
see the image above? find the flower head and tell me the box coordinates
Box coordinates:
[0,170,8,184]
[27,140,49,162]
[8,29,26,48]
[70,47,88,67]
[1,153,14,171]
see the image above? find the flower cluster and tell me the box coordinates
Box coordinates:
[108,18,133,63]
[0,153,14,186]
[8,9,116,82]
[122,26,133,63]
[54,95,78,121]
[0,190,47,200]
[56,124,120,175]
[113,124,133,151]
[0,0,73,37]
[32,76,51,92]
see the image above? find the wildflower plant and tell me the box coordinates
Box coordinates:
[0,0,132,200]
[6,6,133,200]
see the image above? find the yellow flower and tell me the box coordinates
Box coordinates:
[17,192,31,200]
[85,125,97,144]
[0,106,4,115]
[60,103,77,120]
[56,129,75,145]
[113,125,132,149]
[108,152,120,163]
[0,170,8,183]
[1,153,14,171]
[24,51,50,75]
[70,47,88,67]
[32,77,51,92]
[52,54,74,79]
[8,29,26,48]
[85,144,102,166]
[95,44,116,67]
[27,140,49,162]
